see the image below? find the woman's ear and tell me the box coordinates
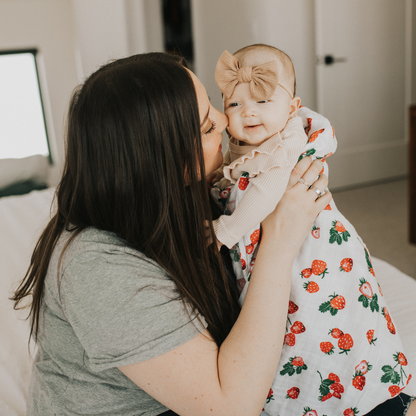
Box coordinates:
[289,96,301,118]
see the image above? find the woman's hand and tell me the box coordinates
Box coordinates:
[261,157,331,253]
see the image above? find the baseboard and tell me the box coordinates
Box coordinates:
[327,140,408,190]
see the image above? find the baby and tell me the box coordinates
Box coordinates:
[211,44,412,415]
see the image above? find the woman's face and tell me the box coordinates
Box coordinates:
[188,70,228,176]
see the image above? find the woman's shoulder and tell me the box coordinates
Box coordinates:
[46,227,169,300]
[57,227,163,274]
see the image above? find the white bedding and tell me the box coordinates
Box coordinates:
[0,188,415,415]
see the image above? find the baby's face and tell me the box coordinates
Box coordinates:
[224,82,293,146]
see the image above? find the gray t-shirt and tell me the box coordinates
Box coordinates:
[27,227,205,416]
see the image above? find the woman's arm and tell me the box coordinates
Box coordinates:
[119,158,331,416]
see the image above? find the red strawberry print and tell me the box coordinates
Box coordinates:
[311,225,320,239]
[290,321,306,334]
[238,172,249,190]
[288,300,299,314]
[303,281,319,293]
[335,221,345,232]
[355,360,372,375]
[319,293,345,315]
[352,374,366,391]
[378,283,384,296]
[343,408,359,416]
[325,152,333,158]
[330,295,345,310]
[328,373,340,383]
[317,371,344,401]
[359,281,373,298]
[240,255,246,270]
[382,353,411,392]
[249,257,256,274]
[320,341,334,355]
[324,204,332,210]
[330,383,345,394]
[396,352,408,366]
[330,220,351,245]
[329,328,344,339]
[311,260,328,278]
[303,408,318,416]
[219,187,231,199]
[280,356,307,376]
[300,268,313,279]
[246,243,254,254]
[387,320,396,334]
[358,278,379,312]
[309,128,325,143]
[265,388,274,403]
[338,333,354,354]
[366,329,377,345]
[284,333,296,346]
[388,385,401,397]
[250,229,260,245]
[340,258,353,272]
[332,126,335,138]
[286,387,300,399]
[292,357,304,367]
[305,118,312,135]
[321,392,332,401]
[382,307,392,322]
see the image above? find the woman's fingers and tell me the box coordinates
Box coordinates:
[286,156,313,189]
[299,158,324,187]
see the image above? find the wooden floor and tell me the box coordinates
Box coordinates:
[333,178,416,279]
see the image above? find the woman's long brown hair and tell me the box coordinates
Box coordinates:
[12,53,239,347]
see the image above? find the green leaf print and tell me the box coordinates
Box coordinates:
[381,365,401,384]
[280,362,296,376]
[370,294,379,313]
[319,301,331,313]
[297,148,316,162]
[358,294,369,308]
[342,231,351,242]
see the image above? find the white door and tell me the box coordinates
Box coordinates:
[314,0,411,189]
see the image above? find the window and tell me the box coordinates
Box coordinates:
[0,49,51,161]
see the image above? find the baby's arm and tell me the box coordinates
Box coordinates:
[213,165,293,249]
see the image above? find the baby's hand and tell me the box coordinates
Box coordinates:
[206,170,224,189]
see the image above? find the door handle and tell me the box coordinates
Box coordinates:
[317,55,348,65]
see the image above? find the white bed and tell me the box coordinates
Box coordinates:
[1,188,415,415]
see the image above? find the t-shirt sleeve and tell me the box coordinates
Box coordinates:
[59,248,206,373]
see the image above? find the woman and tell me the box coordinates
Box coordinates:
[12,52,404,416]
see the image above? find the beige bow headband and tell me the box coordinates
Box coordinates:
[215,50,293,101]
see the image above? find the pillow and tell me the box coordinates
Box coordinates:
[0,155,50,196]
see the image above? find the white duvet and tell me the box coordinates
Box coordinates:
[0,188,415,415]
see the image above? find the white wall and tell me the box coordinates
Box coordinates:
[72,0,130,79]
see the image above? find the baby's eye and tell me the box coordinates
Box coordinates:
[257,100,269,104]
[228,102,239,107]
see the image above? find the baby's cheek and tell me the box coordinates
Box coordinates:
[227,114,240,138]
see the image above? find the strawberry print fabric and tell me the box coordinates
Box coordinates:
[211,107,412,415]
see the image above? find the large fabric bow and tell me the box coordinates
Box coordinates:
[215,50,292,101]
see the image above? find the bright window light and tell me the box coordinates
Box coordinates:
[0,50,50,160]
